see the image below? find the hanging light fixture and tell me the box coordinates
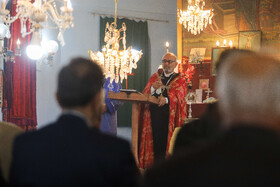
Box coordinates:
[26,29,44,60]
[40,39,59,66]
[88,0,142,83]
[0,0,73,45]
[178,0,214,35]
[0,0,73,62]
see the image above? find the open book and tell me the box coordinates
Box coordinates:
[120,89,141,94]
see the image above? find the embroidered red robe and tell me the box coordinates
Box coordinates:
[138,72,187,169]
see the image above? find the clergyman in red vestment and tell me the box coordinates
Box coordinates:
[138,52,187,169]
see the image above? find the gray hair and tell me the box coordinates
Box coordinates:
[216,53,280,126]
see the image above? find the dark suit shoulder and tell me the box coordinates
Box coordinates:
[13,121,56,143]
[145,127,280,186]
[88,128,131,154]
[10,116,140,187]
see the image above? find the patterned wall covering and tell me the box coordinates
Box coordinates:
[182,0,280,58]
[180,0,280,118]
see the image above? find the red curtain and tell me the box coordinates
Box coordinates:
[3,0,37,131]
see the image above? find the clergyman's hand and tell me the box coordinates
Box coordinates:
[152,81,162,90]
[158,97,166,107]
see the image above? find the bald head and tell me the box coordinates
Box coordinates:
[57,57,104,108]
[217,53,280,129]
[161,52,177,74]
[162,52,177,61]
[215,49,254,75]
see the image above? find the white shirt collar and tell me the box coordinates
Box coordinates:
[163,71,174,77]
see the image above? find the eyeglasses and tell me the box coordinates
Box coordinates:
[162,59,176,64]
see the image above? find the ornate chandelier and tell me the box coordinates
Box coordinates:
[0,0,74,61]
[88,0,142,83]
[178,0,214,35]
[1,0,73,45]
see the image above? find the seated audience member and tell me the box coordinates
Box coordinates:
[173,102,221,154]
[173,49,254,154]
[143,52,280,186]
[0,122,23,186]
[10,57,140,187]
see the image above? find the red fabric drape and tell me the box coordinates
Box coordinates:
[3,0,37,130]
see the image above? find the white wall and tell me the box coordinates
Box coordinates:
[36,0,177,128]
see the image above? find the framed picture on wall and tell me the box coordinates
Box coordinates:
[189,48,206,63]
[238,31,261,51]
[211,47,230,76]
[199,79,209,90]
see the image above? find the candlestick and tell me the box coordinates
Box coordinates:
[1,0,6,11]
[63,0,67,10]
[67,0,72,10]
[165,41,169,52]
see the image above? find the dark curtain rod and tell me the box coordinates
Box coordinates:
[91,12,169,23]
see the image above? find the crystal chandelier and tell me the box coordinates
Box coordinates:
[0,0,74,61]
[88,0,142,83]
[1,0,74,45]
[178,0,214,35]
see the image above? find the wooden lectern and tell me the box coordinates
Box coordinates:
[108,91,159,163]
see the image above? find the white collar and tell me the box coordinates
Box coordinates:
[163,71,174,77]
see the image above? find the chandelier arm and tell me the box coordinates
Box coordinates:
[22,28,35,37]
[2,13,20,25]
[43,2,73,35]
[43,3,60,25]
[118,37,125,48]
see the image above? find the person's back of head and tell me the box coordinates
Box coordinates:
[57,57,103,108]
[216,52,280,130]
[56,57,104,128]
[216,48,255,75]
[173,49,256,152]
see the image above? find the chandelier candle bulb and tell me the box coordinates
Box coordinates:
[67,0,73,11]
[34,0,42,10]
[229,40,233,48]
[216,40,219,47]
[62,0,72,11]
[16,39,20,49]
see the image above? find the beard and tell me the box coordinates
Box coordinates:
[163,66,173,73]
